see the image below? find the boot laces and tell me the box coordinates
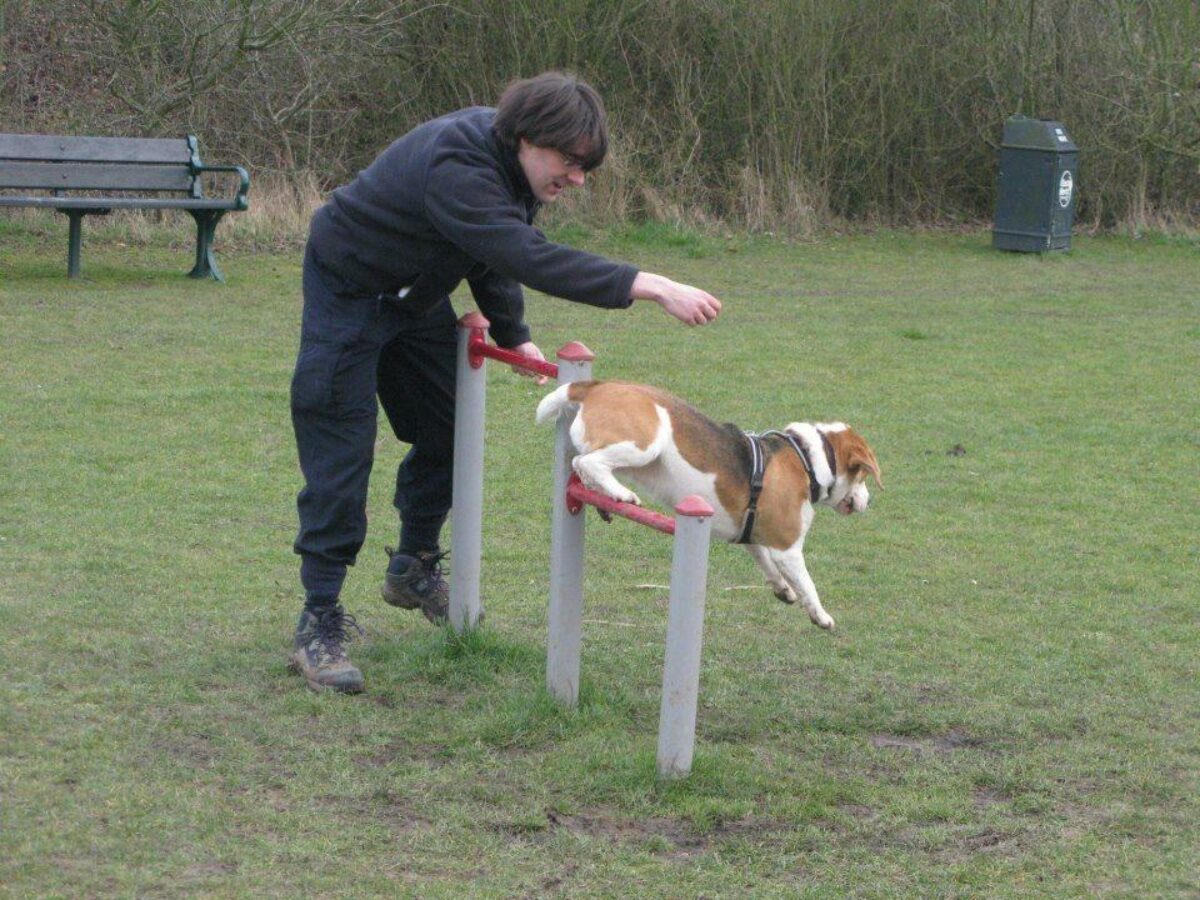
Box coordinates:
[311,606,363,660]
[418,550,449,580]
[386,547,449,590]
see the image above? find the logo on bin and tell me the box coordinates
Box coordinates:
[1058,171,1074,208]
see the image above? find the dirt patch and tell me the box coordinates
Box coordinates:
[181,860,240,878]
[870,729,987,753]
[306,788,432,834]
[154,732,221,767]
[972,785,1010,808]
[507,809,787,858]
[547,809,700,853]
[837,803,879,820]
[352,740,453,769]
[933,826,1023,864]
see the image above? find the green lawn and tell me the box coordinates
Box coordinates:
[1,222,1196,896]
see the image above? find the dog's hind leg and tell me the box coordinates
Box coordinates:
[571,441,653,505]
[771,546,836,630]
[746,545,796,605]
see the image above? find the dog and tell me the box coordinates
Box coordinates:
[536,380,881,630]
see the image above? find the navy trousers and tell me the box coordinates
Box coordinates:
[291,243,458,602]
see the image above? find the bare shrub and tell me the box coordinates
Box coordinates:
[1,0,1196,232]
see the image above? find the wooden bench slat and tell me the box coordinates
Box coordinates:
[0,196,240,210]
[0,134,192,164]
[0,161,195,191]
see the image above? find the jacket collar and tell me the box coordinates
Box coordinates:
[492,125,539,209]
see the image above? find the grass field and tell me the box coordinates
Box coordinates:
[1,222,1197,897]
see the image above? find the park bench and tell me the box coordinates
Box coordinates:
[0,133,250,281]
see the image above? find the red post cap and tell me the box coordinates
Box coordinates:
[675,495,714,517]
[556,341,595,362]
[459,311,490,330]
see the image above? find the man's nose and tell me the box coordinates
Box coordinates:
[566,168,586,187]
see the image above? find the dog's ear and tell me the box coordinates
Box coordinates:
[847,445,882,488]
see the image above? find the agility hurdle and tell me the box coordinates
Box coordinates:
[450,311,592,632]
[452,311,716,778]
[551,475,715,778]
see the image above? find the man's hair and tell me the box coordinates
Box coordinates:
[494,72,608,172]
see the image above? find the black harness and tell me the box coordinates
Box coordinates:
[735,430,837,544]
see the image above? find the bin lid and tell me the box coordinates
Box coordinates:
[1002,115,1078,152]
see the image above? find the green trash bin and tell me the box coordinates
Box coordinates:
[992,116,1078,252]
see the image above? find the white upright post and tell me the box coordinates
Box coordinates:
[656,495,715,778]
[449,312,490,633]
[546,342,594,705]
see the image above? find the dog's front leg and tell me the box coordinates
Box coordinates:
[771,547,836,630]
[745,545,796,605]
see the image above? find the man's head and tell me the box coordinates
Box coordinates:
[494,71,608,203]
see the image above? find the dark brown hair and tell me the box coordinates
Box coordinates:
[494,72,608,171]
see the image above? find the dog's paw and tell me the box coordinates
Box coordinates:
[612,489,640,506]
[809,610,836,630]
[773,588,796,605]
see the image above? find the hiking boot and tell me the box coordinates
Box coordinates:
[288,604,365,693]
[381,548,449,624]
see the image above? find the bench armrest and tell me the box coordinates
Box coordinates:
[193,163,251,209]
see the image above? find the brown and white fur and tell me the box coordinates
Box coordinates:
[536,380,881,630]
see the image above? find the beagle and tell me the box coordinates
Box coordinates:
[536,380,881,630]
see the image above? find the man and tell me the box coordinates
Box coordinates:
[289,72,722,693]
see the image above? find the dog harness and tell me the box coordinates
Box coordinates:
[735,429,837,544]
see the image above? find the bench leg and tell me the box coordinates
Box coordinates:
[54,209,110,278]
[188,210,228,282]
[66,211,86,278]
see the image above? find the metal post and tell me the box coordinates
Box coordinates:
[67,212,83,278]
[449,312,490,633]
[656,495,715,778]
[546,343,594,705]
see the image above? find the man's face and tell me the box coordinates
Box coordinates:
[517,138,588,203]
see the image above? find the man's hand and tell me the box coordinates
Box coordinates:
[630,272,722,326]
[509,341,549,385]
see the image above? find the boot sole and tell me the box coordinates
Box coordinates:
[382,577,448,625]
[287,655,365,694]
[381,576,423,610]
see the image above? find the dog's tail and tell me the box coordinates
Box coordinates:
[536,381,595,424]
[535,384,574,424]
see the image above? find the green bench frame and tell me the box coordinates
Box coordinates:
[0,134,250,281]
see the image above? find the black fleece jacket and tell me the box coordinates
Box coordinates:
[308,107,638,348]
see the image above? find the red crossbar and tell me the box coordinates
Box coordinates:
[468,331,560,378]
[565,474,676,535]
